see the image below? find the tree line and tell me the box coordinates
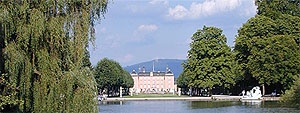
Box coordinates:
[177,0,300,104]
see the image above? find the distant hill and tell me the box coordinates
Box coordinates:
[123,59,185,78]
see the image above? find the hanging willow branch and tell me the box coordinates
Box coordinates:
[0,0,109,112]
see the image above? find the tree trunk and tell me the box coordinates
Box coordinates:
[107,87,110,97]
[0,24,5,74]
[189,87,192,96]
[209,87,212,97]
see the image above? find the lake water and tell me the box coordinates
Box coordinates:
[98,101,300,113]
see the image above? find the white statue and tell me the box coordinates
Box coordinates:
[252,86,262,99]
[242,86,262,99]
[242,90,245,98]
[135,88,141,94]
[129,88,133,96]
[120,86,123,98]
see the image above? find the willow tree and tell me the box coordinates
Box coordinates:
[0,0,108,112]
[184,26,235,96]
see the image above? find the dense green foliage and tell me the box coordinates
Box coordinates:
[0,0,108,112]
[182,26,235,95]
[176,71,190,89]
[256,0,300,18]
[234,0,300,94]
[255,0,300,107]
[280,78,300,108]
[176,71,191,94]
[0,74,21,111]
[94,58,134,96]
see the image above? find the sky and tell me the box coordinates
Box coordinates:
[89,0,257,67]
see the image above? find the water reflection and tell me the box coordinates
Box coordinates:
[242,101,286,108]
[98,101,300,113]
[189,101,240,109]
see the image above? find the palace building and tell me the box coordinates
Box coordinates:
[131,66,176,93]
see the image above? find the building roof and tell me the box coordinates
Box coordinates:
[153,72,166,75]
[131,70,173,76]
[131,70,137,74]
[138,72,151,75]
[131,65,174,76]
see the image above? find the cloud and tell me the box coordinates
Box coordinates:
[168,5,188,19]
[127,5,139,13]
[131,24,158,42]
[167,0,244,19]
[239,0,257,17]
[99,34,122,49]
[138,24,158,32]
[119,54,134,64]
[100,27,107,33]
[149,0,168,5]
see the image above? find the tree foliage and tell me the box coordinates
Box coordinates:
[0,0,109,112]
[281,78,300,108]
[94,58,133,96]
[176,70,191,95]
[256,0,300,19]
[183,26,235,92]
[0,73,22,111]
[234,1,300,93]
[249,35,300,89]
[176,70,191,89]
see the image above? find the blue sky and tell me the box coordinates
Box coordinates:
[89,0,257,66]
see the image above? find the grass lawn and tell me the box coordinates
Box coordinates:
[123,94,190,98]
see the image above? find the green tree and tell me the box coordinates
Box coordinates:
[234,1,300,95]
[234,15,278,93]
[176,71,190,89]
[94,58,133,96]
[255,0,300,19]
[249,35,300,90]
[176,70,191,94]
[248,0,300,107]
[184,26,235,96]
[0,73,22,111]
[0,0,109,112]
[122,70,134,88]
[281,77,300,108]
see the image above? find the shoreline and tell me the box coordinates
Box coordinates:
[102,95,280,102]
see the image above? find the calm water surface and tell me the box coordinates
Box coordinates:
[98,101,300,113]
